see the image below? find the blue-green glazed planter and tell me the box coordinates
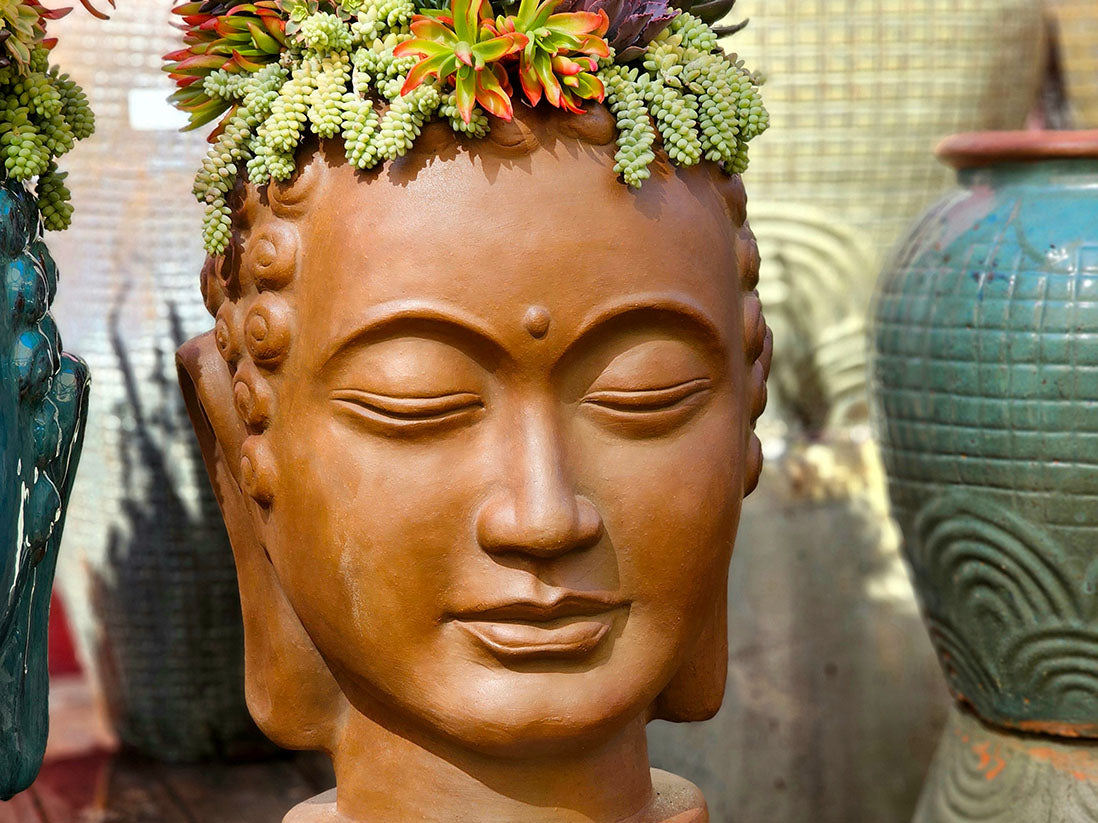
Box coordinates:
[871,132,1098,739]
[0,180,89,798]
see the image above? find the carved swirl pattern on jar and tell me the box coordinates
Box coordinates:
[913,492,1098,727]
[914,706,1098,823]
[917,717,1038,822]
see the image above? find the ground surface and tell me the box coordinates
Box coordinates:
[0,676,333,823]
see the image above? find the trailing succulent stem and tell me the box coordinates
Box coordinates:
[603,12,766,178]
[0,2,113,231]
[169,0,768,255]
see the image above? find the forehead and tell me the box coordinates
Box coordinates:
[285,140,742,360]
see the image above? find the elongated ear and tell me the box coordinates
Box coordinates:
[652,574,728,722]
[176,332,347,753]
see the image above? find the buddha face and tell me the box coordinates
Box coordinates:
[201,120,764,760]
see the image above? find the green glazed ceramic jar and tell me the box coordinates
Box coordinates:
[873,131,1098,736]
[871,131,1098,821]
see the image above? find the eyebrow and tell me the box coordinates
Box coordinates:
[317,294,728,373]
[562,294,727,360]
[318,300,510,373]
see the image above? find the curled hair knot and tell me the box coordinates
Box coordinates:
[244,294,293,368]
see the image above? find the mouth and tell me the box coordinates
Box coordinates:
[450,595,624,660]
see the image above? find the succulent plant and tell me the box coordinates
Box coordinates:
[0,1,114,68]
[165,1,288,131]
[395,0,527,121]
[170,0,767,255]
[0,2,111,230]
[397,0,607,120]
[496,0,608,112]
[276,0,368,33]
[672,0,744,35]
[555,0,673,62]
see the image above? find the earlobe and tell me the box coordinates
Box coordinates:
[652,576,728,722]
[177,334,245,487]
[176,333,347,753]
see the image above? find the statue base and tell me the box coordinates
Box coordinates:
[284,768,708,823]
[915,703,1098,822]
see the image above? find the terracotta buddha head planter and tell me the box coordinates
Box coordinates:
[178,103,770,823]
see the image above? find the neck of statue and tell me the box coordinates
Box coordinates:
[283,704,707,823]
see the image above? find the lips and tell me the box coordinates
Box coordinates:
[451,594,623,660]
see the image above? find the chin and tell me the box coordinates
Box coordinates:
[423,668,656,757]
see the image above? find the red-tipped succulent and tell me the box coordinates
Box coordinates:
[555,0,673,62]
[398,0,610,121]
[495,0,607,113]
[394,0,528,121]
[0,0,116,68]
[164,1,289,130]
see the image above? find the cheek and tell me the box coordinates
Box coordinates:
[578,398,743,613]
[262,407,489,641]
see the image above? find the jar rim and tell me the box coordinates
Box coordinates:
[937,130,1098,170]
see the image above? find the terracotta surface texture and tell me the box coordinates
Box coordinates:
[177,104,771,823]
[937,130,1098,168]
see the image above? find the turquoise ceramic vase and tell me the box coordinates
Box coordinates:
[0,180,89,798]
[870,132,1098,821]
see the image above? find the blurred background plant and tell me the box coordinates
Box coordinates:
[46,0,272,765]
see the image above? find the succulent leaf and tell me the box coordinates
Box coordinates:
[674,0,734,25]
[555,0,674,62]
[395,0,526,121]
[500,0,607,112]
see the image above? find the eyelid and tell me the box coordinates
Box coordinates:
[332,389,484,420]
[582,377,712,410]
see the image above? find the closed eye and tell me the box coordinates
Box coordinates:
[332,389,484,427]
[582,378,712,411]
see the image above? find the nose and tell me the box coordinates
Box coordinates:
[476,404,603,559]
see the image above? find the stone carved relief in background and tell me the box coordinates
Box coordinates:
[748,203,874,436]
